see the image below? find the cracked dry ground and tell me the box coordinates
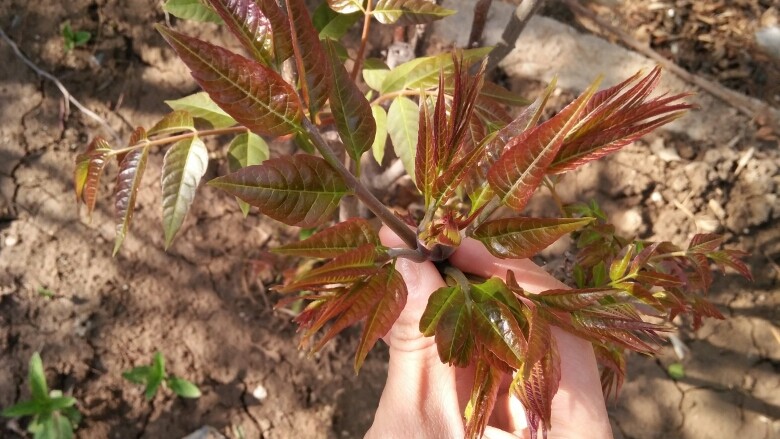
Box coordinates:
[1,1,779,438]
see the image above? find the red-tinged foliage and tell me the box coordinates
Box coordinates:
[324,39,376,164]
[273,218,380,258]
[206,0,277,66]
[464,357,503,439]
[548,67,694,174]
[74,137,112,217]
[113,138,149,256]
[707,250,753,281]
[488,79,600,211]
[512,334,560,439]
[473,217,594,259]
[209,154,350,227]
[286,0,330,117]
[276,243,379,292]
[593,344,626,400]
[156,25,303,137]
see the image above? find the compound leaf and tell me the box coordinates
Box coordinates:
[157,26,303,137]
[147,110,195,136]
[286,0,330,116]
[274,218,380,258]
[165,92,237,128]
[113,143,150,256]
[163,0,223,23]
[372,0,455,25]
[473,217,594,259]
[209,154,350,227]
[227,132,270,216]
[75,137,112,217]
[488,79,599,211]
[161,136,209,249]
[354,264,407,371]
[387,96,419,179]
[324,39,376,164]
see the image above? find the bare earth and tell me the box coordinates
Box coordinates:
[0,1,778,438]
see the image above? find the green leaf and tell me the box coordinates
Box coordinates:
[209,154,350,227]
[314,3,362,39]
[73,31,91,46]
[471,298,524,369]
[2,400,45,418]
[122,366,151,385]
[433,286,473,367]
[372,0,455,25]
[46,397,76,412]
[29,353,49,402]
[165,92,237,129]
[479,81,530,107]
[362,58,389,92]
[286,0,331,116]
[380,47,491,94]
[163,0,223,23]
[167,377,202,398]
[328,0,364,14]
[74,137,112,218]
[113,143,150,256]
[354,265,407,371]
[161,136,209,249]
[324,39,376,165]
[147,110,195,136]
[274,218,380,258]
[667,363,685,380]
[370,105,388,165]
[387,96,418,179]
[419,285,461,336]
[157,26,303,137]
[473,217,594,259]
[145,353,165,400]
[488,79,600,211]
[227,133,270,217]
[609,245,634,282]
[33,412,74,439]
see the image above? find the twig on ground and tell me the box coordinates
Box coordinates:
[0,25,122,143]
[485,0,545,72]
[562,0,778,124]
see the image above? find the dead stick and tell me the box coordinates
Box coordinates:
[485,0,545,72]
[0,25,123,143]
[563,0,777,123]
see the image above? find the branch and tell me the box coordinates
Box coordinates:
[467,0,493,49]
[562,0,778,122]
[0,25,123,144]
[485,0,545,72]
[301,118,419,249]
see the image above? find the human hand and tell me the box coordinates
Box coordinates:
[365,227,613,439]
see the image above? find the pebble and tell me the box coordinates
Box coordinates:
[755,26,780,60]
[708,199,726,221]
[252,383,268,401]
[4,235,18,247]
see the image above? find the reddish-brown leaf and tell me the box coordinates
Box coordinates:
[113,143,150,256]
[548,68,693,174]
[422,285,474,367]
[593,344,625,400]
[415,93,436,206]
[473,217,594,259]
[354,265,407,371]
[471,299,525,369]
[286,0,330,116]
[535,287,617,311]
[279,244,379,292]
[206,0,277,65]
[208,154,350,227]
[75,137,113,217]
[707,250,753,281]
[511,334,560,438]
[688,233,725,253]
[635,271,684,288]
[274,218,380,258]
[156,25,303,136]
[464,357,503,439]
[324,39,376,163]
[488,79,599,211]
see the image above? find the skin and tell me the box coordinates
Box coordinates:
[365,228,613,439]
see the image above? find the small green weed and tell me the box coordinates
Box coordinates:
[122,352,201,399]
[61,22,91,52]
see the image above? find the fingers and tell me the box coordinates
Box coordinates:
[368,227,466,438]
